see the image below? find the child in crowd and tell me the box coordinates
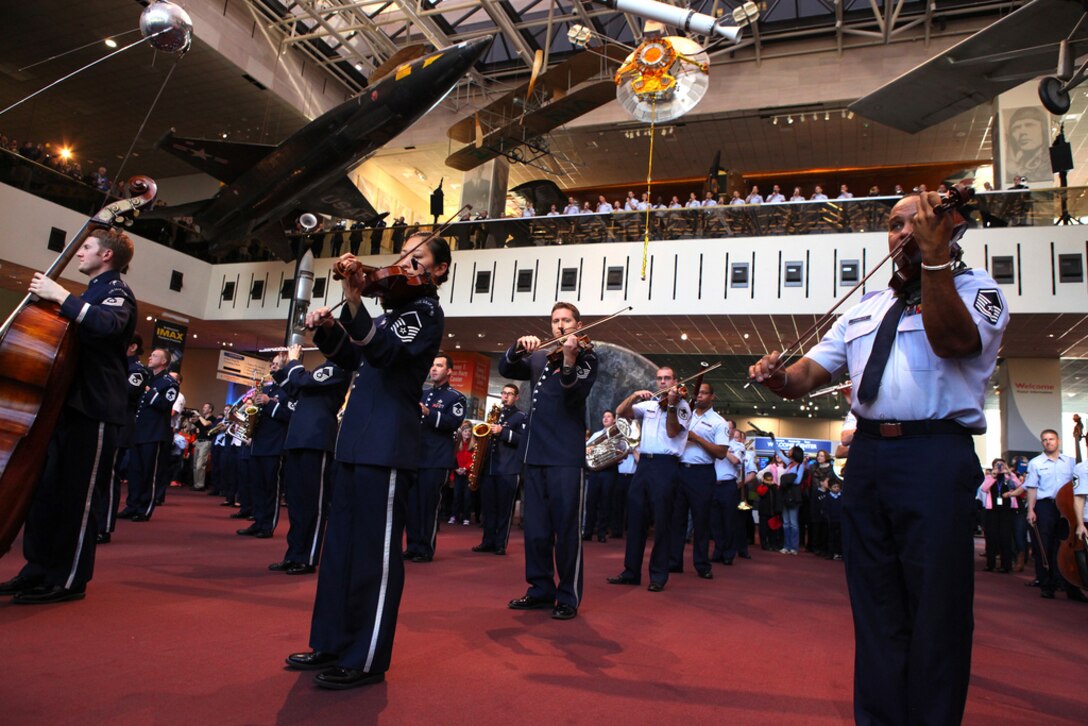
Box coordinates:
[824,480,843,560]
[756,471,782,551]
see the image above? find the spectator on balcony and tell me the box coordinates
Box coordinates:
[636,192,651,211]
[868,185,881,196]
[563,197,580,215]
[390,216,407,253]
[728,190,744,205]
[789,187,805,202]
[596,195,612,213]
[668,195,682,209]
[1010,176,1029,190]
[685,192,701,208]
[612,200,623,211]
[546,204,560,216]
[520,203,536,218]
[894,184,905,195]
[653,195,666,209]
[624,191,638,210]
[19,141,41,161]
[745,186,764,205]
[937,183,949,198]
[811,185,828,201]
[836,184,853,200]
[766,185,785,203]
[702,192,718,207]
[580,201,593,213]
[982,182,993,192]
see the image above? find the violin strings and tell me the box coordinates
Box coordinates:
[641,101,657,281]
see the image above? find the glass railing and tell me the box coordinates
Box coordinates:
[5,146,1086,263]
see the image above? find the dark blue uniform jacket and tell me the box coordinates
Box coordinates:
[133,370,179,444]
[280,358,350,452]
[486,405,527,476]
[419,382,466,469]
[250,378,292,456]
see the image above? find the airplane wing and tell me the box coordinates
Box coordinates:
[447,45,627,142]
[298,176,380,222]
[849,0,1088,133]
[158,131,277,184]
[446,81,616,171]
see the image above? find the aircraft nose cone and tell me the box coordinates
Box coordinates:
[458,35,494,65]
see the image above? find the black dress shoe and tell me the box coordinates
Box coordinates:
[1026,579,1040,588]
[597,535,607,543]
[237,526,260,536]
[508,594,554,610]
[314,667,385,690]
[410,554,432,563]
[255,530,273,539]
[552,603,577,620]
[494,548,506,555]
[1041,589,1056,599]
[96,532,111,544]
[285,651,338,671]
[722,558,734,566]
[130,514,149,522]
[12,585,86,604]
[471,544,495,553]
[647,583,665,592]
[698,570,713,579]
[286,563,316,575]
[268,561,297,572]
[117,509,136,519]
[606,575,638,585]
[668,566,683,573]
[1067,588,1088,603]
[220,501,236,507]
[738,553,751,559]
[0,575,43,596]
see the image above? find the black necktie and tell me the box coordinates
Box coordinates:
[856,297,907,405]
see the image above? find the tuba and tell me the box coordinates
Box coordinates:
[468,404,501,491]
[586,418,640,471]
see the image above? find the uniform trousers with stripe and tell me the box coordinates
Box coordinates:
[621,455,679,586]
[125,440,166,518]
[19,409,117,590]
[284,449,333,566]
[250,455,283,533]
[97,447,127,533]
[479,472,519,550]
[611,472,632,536]
[843,431,979,726]
[709,479,741,562]
[521,464,584,609]
[309,464,410,674]
[219,445,238,503]
[584,467,617,539]
[668,463,715,574]
[236,451,253,516]
[405,467,449,560]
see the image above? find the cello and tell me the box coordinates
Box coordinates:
[0,176,157,557]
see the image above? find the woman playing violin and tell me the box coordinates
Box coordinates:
[285,231,451,690]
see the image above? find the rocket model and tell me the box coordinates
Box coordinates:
[592,0,757,42]
[286,248,315,348]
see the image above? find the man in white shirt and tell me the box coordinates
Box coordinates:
[1024,429,1084,601]
[728,191,745,205]
[596,195,613,214]
[624,191,638,211]
[811,185,828,201]
[837,184,854,199]
[562,197,580,215]
[685,193,701,208]
[766,185,786,203]
[745,186,764,204]
[701,192,718,207]
[789,186,806,202]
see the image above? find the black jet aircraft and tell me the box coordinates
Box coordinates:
[155,37,492,260]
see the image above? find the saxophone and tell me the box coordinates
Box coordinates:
[467,404,501,491]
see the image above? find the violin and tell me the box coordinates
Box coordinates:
[654,362,724,408]
[333,257,437,307]
[1056,481,1088,589]
[544,333,593,365]
[889,185,974,293]
[513,306,632,361]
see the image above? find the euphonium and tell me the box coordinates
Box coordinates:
[586,418,640,471]
[468,404,501,491]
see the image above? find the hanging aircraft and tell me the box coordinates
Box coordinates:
[849,0,1088,132]
[151,38,491,260]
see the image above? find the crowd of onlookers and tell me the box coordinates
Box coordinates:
[0,132,121,194]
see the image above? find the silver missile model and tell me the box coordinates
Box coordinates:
[286,248,315,348]
[592,0,758,42]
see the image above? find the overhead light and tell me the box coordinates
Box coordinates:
[104,38,117,49]
[59,147,72,160]
[354,63,364,71]
[221,133,228,139]
[847,111,855,120]
[772,117,778,125]
[824,111,830,121]
[192,334,198,339]
[680,332,688,341]
[146,315,153,321]
[743,333,749,339]
[787,116,793,124]
[447,332,454,338]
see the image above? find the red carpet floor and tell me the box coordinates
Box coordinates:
[1,488,1085,724]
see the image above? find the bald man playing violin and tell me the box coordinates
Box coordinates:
[501,302,597,621]
[749,191,1008,725]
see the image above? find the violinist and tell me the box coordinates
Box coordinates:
[748,191,1008,724]
[285,232,449,690]
[608,367,690,592]
[0,228,137,604]
[501,302,597,621]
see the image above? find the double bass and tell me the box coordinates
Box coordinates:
[0,177,157,557]
[1055,481,1088,590]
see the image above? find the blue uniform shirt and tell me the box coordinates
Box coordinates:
[315,294,444,470]
[280,358,350,452]
[806,269,1008,430]
[715,439,747,482]
[499,346,597,468]
[1024,452,1076,500]
[487,405,527,476]
[632,398,691,456]
[419,382,466,468]
[59,270,137,424]
[1073,461,1088,522]
[680,407,728,465]
[133,370,179,444]
[618,451,637,474]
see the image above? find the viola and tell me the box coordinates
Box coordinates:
[1055,481,1088,589]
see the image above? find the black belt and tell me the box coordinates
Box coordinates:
[855,415,980,439]
[640,453,678,460]
[680,462,714,469]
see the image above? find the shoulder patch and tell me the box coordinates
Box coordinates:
[312,366,334,383]
[287,400,297,411]
[390,310,423,342]
[128,372,144,386]
[973,288,1002,325]
[102,296,126,307]
[165,388,178,402]
[452,401,464,417]
[677,407,690,421]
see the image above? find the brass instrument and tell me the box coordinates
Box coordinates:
[468,404,501,491]
[585,418,640,471]
[220,380,262,446]
[737,435,755,511]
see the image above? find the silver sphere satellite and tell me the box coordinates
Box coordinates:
[140,1,194,54]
